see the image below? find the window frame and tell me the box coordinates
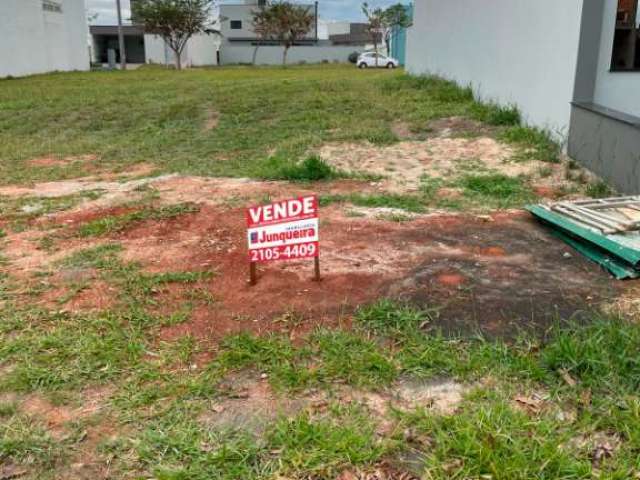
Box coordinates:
[610,0,640,72]
[42,0,63,13]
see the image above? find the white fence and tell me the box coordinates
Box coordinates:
[220,44,358,65]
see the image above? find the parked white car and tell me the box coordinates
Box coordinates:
[357,52,400,69]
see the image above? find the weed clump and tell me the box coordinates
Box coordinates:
[471,102,521,126]
[500,126,561,163]
[78,203,199,237]
[256,155,341,182]
[585,180,614,198]
[320,193,426,213]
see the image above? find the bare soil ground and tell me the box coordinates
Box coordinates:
[321,118,579,197]
[0,151,628,343]
[2,120,638,480]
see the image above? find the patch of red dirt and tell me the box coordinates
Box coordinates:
[38,279,117,312]
[437,272,466,287]
[57,205,140,227]
[533,185,559,198]
[479,246,507,257]
[2,176,628,342]
[88,162,158,181]
[22,395,74,439]
[27,154,97,168]
[85,203,622,343]
[65,280,116,311]
[116,204,377,343]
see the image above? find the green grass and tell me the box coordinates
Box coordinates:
[58,242,124,269]
[213,329,395,391]
[320,193,426,213]
[266,405,387,477]
[77,202,199,237]
[500,126,561,163]
[586,180,614,198]
[0,191,102,232]
[404,394,593,479]
[135,401,386,480]
[356,298,431,336]
[470,101,521,126]
[457,173,535,209]
[0,65,560,186]
[55,242,214,311]
[0,414,64,468]
[0,309,150,391]
[2,288,640,477]
[0,66,626,478]
[252,154,342,181]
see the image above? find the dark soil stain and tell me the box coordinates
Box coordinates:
[384,212,619,338]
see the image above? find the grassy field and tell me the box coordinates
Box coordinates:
[0,64,556,185]
[0,65,638,479]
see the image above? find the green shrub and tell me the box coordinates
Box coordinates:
[471,101,521,126]
[256,155,340,182]
[585,180,614,198]
[461,174,529,199]
[356,299,428,336]
[500,126,561,163]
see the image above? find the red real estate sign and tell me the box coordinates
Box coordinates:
[246,195,319,263]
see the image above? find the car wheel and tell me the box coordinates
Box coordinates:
[387,62,395,69]
[359,62,368,69]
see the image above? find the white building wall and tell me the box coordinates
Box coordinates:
[220,45,355,65]
[326,21,351,36]
[592,0,640,117]
[0,0,89,78]
[144,34,219,67]
[406,0,585,139]
[144,35,172,65]
[187,34,219,66]
[220,4,263,39]
[220,3,317,41]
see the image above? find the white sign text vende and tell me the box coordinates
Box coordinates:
[246,195,319,263]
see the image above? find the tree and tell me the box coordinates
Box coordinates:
[362,2,412,65]
[381,3,412,56]
[251,1,314,66]
[250,2,276,65]
[132,0,219,70]
[361,2,384,66]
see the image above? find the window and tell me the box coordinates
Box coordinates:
[611,0,640,71]
[42,0,62,13]
[230,20,242,30]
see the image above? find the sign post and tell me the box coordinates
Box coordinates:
[246,195,320,285]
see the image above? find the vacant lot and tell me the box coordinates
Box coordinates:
[1,65,639,479]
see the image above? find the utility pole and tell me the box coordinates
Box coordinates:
[116,0,127,70]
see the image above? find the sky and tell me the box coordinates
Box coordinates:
[86,0,402,25]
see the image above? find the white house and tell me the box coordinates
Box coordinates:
[218,0,357,65]
[144,33,220,67]
[0,0,90,78]
[90,25,220,67]
[406,0,640,193]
